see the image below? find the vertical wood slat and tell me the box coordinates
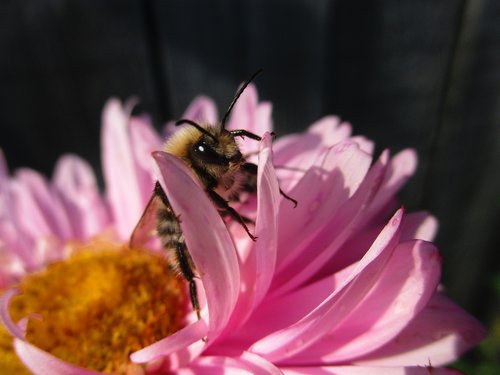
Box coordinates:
[422,0,500,317]
[0,0,158,178]
[150,0,244,122]
[152,0,330,135]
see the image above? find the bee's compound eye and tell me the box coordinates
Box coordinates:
[193,140,228,165]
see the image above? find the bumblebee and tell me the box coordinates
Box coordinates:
[131,70,296,319]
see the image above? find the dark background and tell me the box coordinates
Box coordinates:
[0,0,499,368]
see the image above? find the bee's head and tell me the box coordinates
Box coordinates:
[188,124,243,171]
[173,69,263,180]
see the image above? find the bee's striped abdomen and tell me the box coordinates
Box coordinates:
[154,182,200,319]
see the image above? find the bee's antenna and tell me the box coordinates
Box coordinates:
[221,68,263,130]
[176,119,217,142]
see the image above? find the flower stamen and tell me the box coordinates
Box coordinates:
[2,242,187,373]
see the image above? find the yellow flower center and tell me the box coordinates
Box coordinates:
[0,241,187,374]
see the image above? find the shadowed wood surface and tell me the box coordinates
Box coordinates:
[0,0,498,329]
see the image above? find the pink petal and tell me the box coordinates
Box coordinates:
[152,152,240,341]
[308,116,352,147]
[3,181,49,267]
[0,219,30,277]
[14,339,102,375]
[226,83,257,132]
[0,288,25,339]
[250,209,404,362]
[53,155,110,240]
[226,84,273,157]
[101,98,144,240]
[362,149,418,225]
[241,102,274,160]
[272,144,376,294]
[273,116,351,175]
[16,168,73,239]
[282,366,461,375]
[283,240,441,364]
[235,351,284,375]
[164,96,219,137]
[314,150,391,274]
[271,117,354,193]
[219,133,280,336]
[317,153,427,278]
[129,116,163,205]
[6,179,49,236]
[273,132,319,167]
[249,133,280,309]
[351,135,375,155]
[254,103,274,137]
[130,318,207,364]
[183,351,283,375]
[220,263,357,349]
[275,141,372,273]
[181,96,219,125]
[315,148,415,269]
[401,211,438,242]
[354,293,487,367]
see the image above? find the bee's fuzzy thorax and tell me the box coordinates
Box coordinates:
[163,125,205,159]
[163,125,241,166]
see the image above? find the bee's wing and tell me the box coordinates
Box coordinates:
[129,194,159,248]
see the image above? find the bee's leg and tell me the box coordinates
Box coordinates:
[154,180,169,205]
[175,239,201,320]
[229,129,262,141]
[241,162,298,207]
[240,215,255,225]
[207,189,257,241]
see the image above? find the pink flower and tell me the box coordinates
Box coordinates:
[0,85,486,374]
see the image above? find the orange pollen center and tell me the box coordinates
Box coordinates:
[1,241,187,374]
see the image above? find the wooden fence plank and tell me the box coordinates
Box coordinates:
[0,0,158,178]
[421,0,500,316]
[152,0,330,134]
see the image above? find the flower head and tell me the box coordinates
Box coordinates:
[0,85,486,374]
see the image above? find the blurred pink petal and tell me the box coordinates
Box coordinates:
[227,83,273,157]
[164,96,218,137]
[15,169,72,239]
[227,84,268,134]
[101,98,146,240]
[129,116,163,203]
[53,155,110,240]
